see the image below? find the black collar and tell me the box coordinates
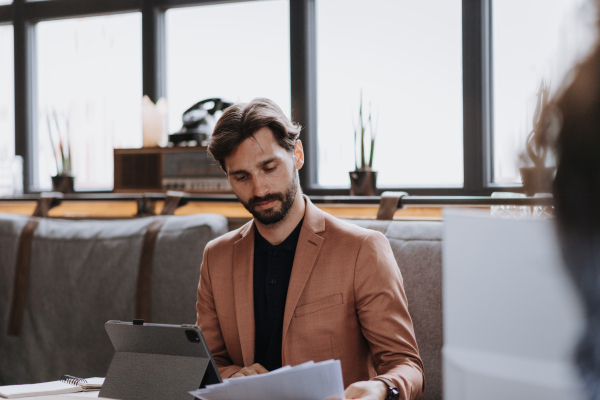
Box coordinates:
[254,218,304,254]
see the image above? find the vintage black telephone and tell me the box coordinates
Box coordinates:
[168,98,234,146]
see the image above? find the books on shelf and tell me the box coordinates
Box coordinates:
[0,377,104,399]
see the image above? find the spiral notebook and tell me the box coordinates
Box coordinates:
[0,376,104,399]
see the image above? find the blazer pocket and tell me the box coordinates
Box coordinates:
[294,293,343,318]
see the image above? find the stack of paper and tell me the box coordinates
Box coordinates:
[190,360,344,400]
[0,378,104,399]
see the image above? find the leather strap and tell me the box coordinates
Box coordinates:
[160,191,186,216]
[376,191,407,220]
[135,191,186,321]
[7,217,40,336]
[8,193,62,335]
[135,217,166,322]
[32,192,63,218]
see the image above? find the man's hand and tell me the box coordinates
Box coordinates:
[328,380,388,400]
[230,363,269,378]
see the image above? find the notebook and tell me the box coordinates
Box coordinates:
[0,377,104,399]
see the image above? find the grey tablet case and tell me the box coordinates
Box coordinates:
[99,321,222,400]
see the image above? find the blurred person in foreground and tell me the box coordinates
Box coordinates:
[195,98,424,400]
[553,0,600,398]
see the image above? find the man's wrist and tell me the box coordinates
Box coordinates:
[371,377,399,400]
[224,366,242,379]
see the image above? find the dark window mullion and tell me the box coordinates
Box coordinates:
[13,0,36,192]
[481,0,493,188]
[23,0,141,22]
[0,5,10,24]
[462,0,491,195]
[156,0,252,8]
[143,0,165,103]
[290,0,318,192]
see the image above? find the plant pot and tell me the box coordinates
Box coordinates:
[349,170,378,196]
[51,175,75,194]
[519,167,555,196]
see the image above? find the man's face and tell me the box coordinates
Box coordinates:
[224,127,304,225]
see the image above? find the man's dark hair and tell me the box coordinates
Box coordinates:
[207,98,302,171]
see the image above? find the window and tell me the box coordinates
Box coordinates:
[166,1,291,135]
[491,0,597,184]
[36,13,142,190]
[8,0,590,195]
[0,24,14,160]
[315,0,464,188]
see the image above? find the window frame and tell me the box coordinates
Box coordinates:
[1,0,522,195]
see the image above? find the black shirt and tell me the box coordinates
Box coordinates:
[253,219,303,371]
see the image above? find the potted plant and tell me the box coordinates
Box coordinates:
[47,110,75,193]
[350,92,378,196]
[519,81,556,196]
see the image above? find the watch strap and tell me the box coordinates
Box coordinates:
[372,377,399,400]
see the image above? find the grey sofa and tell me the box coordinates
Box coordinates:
[347,220,443,400]
[0,213,228,385]
[0,213,442,400]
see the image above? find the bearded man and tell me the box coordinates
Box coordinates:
[196,98,424,400]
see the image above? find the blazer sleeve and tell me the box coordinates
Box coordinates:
[196,243,242,379]
[354,231,425,400]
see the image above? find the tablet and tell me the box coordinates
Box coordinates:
[99,321,222,400]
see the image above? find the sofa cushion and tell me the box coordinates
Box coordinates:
[345,220,443,400]
[0,213,227,385]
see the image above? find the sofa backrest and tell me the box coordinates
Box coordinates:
[0,212,443,398]
[346,219,443,400]
[0,213,228,385]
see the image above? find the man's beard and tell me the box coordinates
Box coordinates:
[239,173,298,225]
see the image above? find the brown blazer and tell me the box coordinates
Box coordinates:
[196,196,424,400]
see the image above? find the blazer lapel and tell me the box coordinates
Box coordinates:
[233,221,255,366]
[281,197,326,347]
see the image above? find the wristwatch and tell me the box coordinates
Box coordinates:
[372,377,399,400]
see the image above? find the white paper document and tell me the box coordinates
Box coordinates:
[190,360,345,400]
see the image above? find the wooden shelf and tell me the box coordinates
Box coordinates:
[0,199,445,220]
